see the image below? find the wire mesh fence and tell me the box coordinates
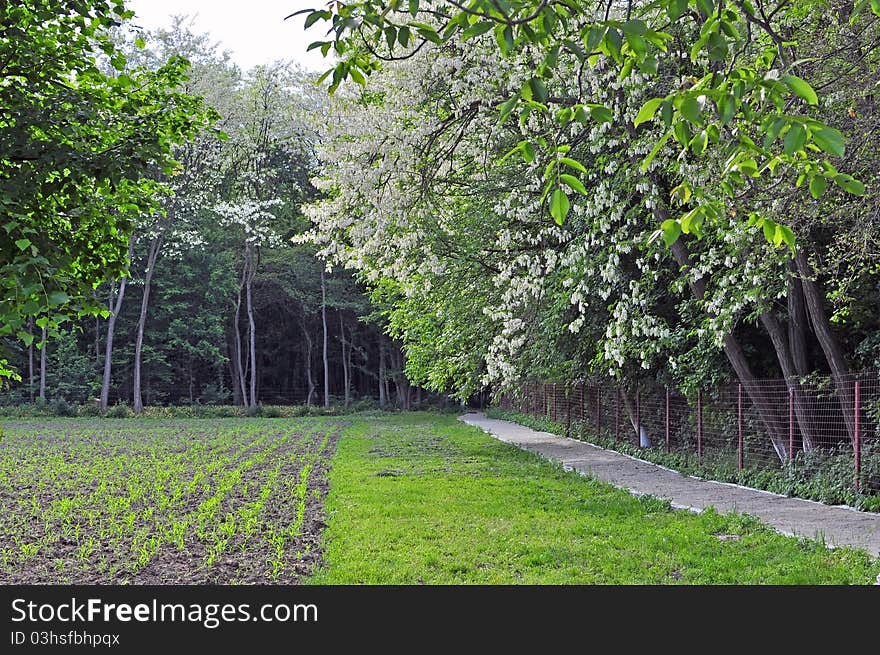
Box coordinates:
[498,373,880,498]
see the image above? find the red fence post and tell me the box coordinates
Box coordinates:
[855,380,861,494]
[565,384,571,438]
[697,389,702,466]
[665,388,670,453]
[788,388,794,463]
[636,389,641,447]
[615,388,620,441]
[580,383,585,426]
[737,383,743,472]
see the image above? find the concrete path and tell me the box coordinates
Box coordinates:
[460,412,880,557]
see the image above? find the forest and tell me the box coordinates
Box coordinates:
[2,1,880,432]
[0,8,419,411]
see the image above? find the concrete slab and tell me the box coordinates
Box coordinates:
[460,412,880,557]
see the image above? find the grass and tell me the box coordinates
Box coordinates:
[310,412,880,584]
[487,407,880,512]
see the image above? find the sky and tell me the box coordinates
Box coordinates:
[125,0,333,71]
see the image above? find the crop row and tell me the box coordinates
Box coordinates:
[0,418,339,583]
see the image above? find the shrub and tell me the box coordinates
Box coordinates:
[49,398,76,417]
[105,403,132,419]
[76,402,104,417]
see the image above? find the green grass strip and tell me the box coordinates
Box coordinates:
[310,412,880,584]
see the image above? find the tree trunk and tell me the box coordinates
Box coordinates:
[233,266,249,407]
[759,311,818,452]
[228,332,243,406]
[94,298,101,366]
[39,325,47,401]
[620,390,652,447]
[302,322,315,406]
[340,313,350,408]
[27,318,34,403]
[246,244,257,408]
[133,236,161,414]
[378,340,387,408]
[670,238,789,461]
[392,347,410,409]
[794,249,855,442]
[100,275,128,411]
[321,269,329,409]
[787,261,810,377]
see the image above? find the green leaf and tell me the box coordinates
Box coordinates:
[625,33,647,58]
[873,0,880,17]
[668,0,689,21]
[558,157,587,174]
[550,188,570,225]
[17,330,35,347]
[559,174,588,195]
[670,183,692,205]
[622,20,647,36]
[778,225,796,249]
[47,291,70,306]
[586,25,606,52]
[679,96,703,125]
[812,127,845,157]
[529,77,548,103]
[417,27,442,44]
[638,55,658,75]
[385,26,397,50]
[772,224,785,247]
[589,105,613,123]
[634,98,664,128]
[461,21,494,40]
[134,37,146,49]
[661,219,682,247]
[763,117,787,149]
[762,218,775,243]
[348,67,366,86]
[680,208,702,235]
[304,10,327,29]
[706,31,728,61]
[641,132,672,172]
[15,238,31,251]
[690,130,708,155]
[718,94,736,125]
[782,75,818,106]
[495,24,514,55]
[783,124,806,155]
[521,141,536,163]
[834,174,865,195]
[673,120,692,146]
[499,96,518,122]
[660,100,673,127]
[809,174,827,199]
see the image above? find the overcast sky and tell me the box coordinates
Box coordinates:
[126,0,332,71]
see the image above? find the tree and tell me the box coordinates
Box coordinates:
[300,2,880,460]
[0,0,215,381]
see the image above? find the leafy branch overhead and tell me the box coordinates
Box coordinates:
[0,1,218,379]
[291,0,875,243]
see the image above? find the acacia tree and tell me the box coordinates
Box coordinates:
[301,2,879,460]
[0,1,213,381]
